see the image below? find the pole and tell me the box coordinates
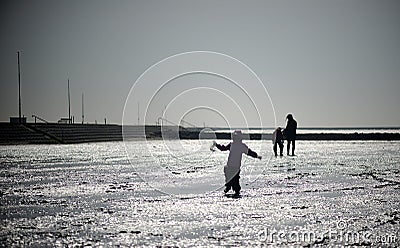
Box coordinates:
[82,93,84,124]
[68,79,71,124]
[17,51,21,123]
[137,102,139,125]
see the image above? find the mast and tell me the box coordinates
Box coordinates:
[17,51,22,123]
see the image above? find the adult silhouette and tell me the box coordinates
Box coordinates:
[284,114,297,156]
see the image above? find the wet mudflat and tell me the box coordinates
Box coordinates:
[1,141,399,246]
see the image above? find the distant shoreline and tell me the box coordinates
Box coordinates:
[1,123,399,145]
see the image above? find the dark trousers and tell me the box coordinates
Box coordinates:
[273,142,284,156]
[287,139,295,155]
[225,171,241,193]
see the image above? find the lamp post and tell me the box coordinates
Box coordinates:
[17,51,22,123]
[68,79,71,124]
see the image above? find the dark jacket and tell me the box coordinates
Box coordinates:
[272,128,284,144]
[284,119,297,140]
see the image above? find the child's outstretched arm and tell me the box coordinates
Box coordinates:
[247,148,262,160]
[214,141,231,151]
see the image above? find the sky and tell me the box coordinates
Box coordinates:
[1,0,399,127]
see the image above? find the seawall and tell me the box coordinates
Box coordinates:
[0,123,399,145]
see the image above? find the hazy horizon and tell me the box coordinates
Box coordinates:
[1,0,399,127]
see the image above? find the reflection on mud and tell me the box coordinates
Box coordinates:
[1,141,399,246]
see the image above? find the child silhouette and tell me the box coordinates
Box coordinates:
[212,130,261,196]
[272,127,284,156]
